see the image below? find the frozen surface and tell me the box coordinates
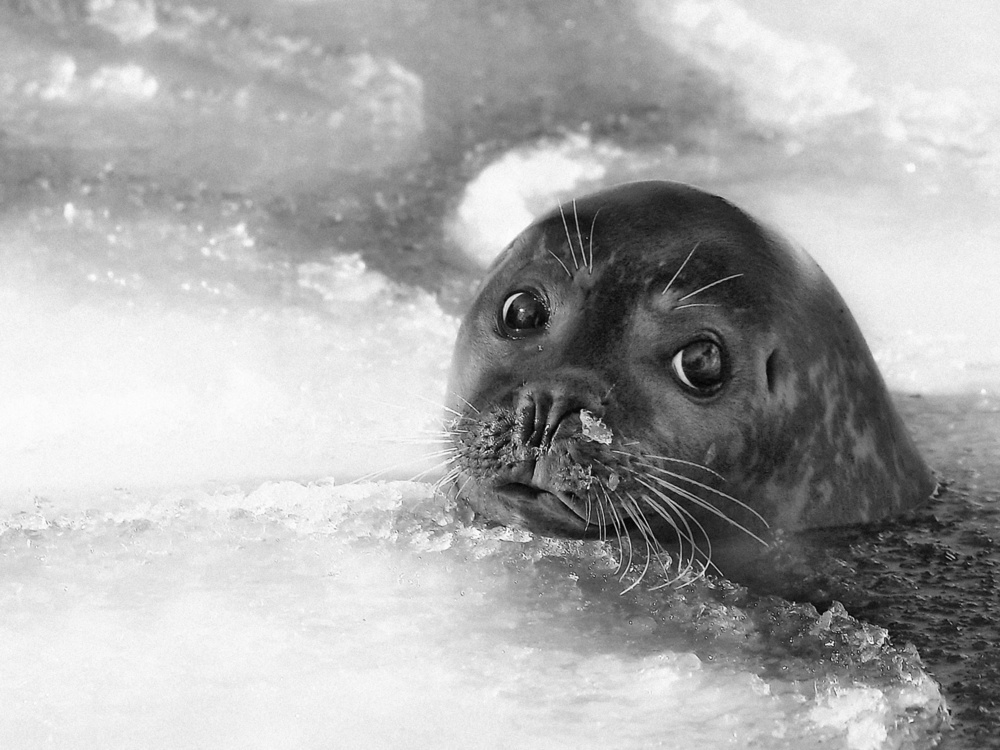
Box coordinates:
[3,0,1000,747]
[1,482,946,749]
[2,236,453,497]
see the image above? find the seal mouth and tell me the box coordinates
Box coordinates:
[496,482,599,537]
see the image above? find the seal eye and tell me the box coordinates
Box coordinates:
[671,340,725,395]
[499,290,548,338]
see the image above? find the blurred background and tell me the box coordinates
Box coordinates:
[1,1,998,747]
[2,0,999,498]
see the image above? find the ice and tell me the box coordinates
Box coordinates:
[445,133,617,266]
[0,481,947,749]
[28,58,160,102]
[0,253,454,501]
[580,409,613,445]
[88,0,158,43]
[642,0,875,126]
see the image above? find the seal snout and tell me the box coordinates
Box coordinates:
[513,376,608,452]
[463,376,617,534]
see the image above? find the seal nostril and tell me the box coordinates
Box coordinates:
[542,396,571,448]
[765,350,779,394]
[514,384,595,450]
[514,391,539,448]
[514,389,559,449]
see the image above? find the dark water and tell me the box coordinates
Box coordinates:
[869,397,1000,748]
[741,395,1000,748]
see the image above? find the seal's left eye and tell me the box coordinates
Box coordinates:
[499,290,548,337]
[671,340,725,395]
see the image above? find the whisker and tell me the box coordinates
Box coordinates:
[386,438,457,460]
[605,489,622,540]
[428,467,464,493]
[612,499,635,579]
[630,482,705,575]
[411,425,458,435]
[572,199,587,274]
[662,241,700,296]
[616,451,726,481]
[548,249,573,278]
[593,471,633,578]
[641,474,769,547]
[349,447,456,485]
[580,469,611,542]
[602,489,628,577]
[662,499,717,582]
[431,463,462,483]
[614,502,637,578]
[673,303,720,310]
[620,554,649,595]
[618,498,653,594]
[445,391,480,416]
[642,475,742,545]
[367,436,450,447]
[653,507,716,587]
[558,202,581,271]
[413,393,458,413]
[622,491,681,581]
[678,273,744,302]
[438,471,472,497]
[642,468,770,528]
[407,456,461,483]
[595,492,608,543]
[650,496,721,591]
[385,426,457,439]
[587,208,601,273]
[367,394,457,422]
[630,480,714,574]
[635,503,690,588]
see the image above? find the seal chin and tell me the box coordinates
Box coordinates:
[468,482,598,537]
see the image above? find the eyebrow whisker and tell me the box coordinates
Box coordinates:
[678,273,744,302]
[558,202,581,271]
[662,241,700,295]
[548,249,573,278]
[572,199,587,273]
[587,208,601,273]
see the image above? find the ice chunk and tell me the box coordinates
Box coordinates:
[639,0,873,126]
[580,409,613,445]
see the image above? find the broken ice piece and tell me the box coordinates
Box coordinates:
[580,409,613,444]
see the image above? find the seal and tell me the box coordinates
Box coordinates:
[445,180,936,576]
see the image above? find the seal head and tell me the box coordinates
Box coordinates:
[446,181,935,560]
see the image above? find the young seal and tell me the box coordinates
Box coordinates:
[445,180,935,575]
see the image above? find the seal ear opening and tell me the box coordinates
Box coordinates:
[765,350,780,394]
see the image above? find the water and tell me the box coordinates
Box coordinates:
[2,1,999,747]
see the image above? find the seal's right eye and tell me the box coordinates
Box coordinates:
[499,290,548,338]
